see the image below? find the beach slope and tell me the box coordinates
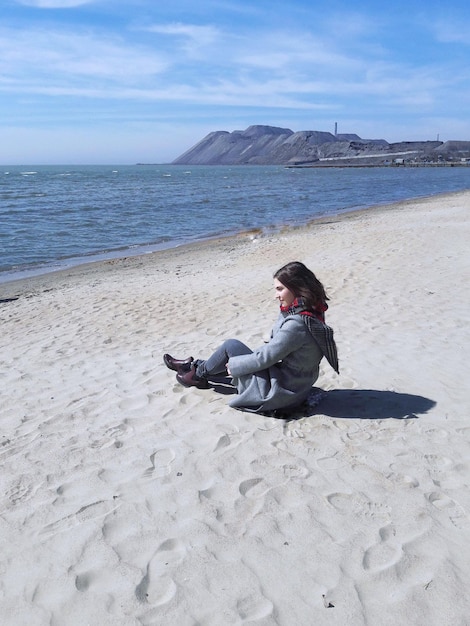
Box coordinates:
[1,191,469,625]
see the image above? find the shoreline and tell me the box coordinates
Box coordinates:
[1,187,467,298]
[286,162,470,168]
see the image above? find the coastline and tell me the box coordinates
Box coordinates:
[1,189,469,624]
[2,162,470,288]
[1,187,468,299]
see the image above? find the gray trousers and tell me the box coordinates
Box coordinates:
[195,339,252,378]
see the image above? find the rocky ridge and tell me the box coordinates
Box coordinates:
[172,125,470,166]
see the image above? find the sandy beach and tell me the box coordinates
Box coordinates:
[1,189,469,625]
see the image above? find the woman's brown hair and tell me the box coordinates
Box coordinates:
[274,261,328,310]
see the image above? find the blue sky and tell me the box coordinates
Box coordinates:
[2,0,470,164]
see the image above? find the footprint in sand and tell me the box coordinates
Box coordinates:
[285,427,305,439]
[0,432,41,462]
[238,464,306,500]
[214,433,232,451]
[423,427,449,442]
[91,422,134,450]
[236,593,274,621]
[424,454,453,471]
[281,463,309,479]
[362,525,402,572]
[135,538,185,605]
[213,426,242,452]
[326,492,357,514]
[387,472,420,488]
[239,478,267,498]
[6,475,43,505]
[427,492,469,528]
[317,454,343,470]
[344,429,372,442]
[144,448,176,478]
[40,499,121,537]
[326,492,391,522]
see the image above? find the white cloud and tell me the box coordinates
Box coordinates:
[2,8,470,151]
[0,27,169,87]
[236,32,360,73]
[432,20,470,45]
[143,22,220,58]
[145,22,219,44]
[0,18,460,117]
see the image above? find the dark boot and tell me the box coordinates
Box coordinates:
[176,366,209,389]
[163,353,194,372]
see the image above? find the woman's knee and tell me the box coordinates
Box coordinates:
[223,339,252,357]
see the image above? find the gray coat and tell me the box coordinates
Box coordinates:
[228,311,323,413]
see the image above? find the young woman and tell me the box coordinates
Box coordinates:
[163,261,338,414]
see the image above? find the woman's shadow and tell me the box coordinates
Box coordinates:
[209,378,436,420]
[294,388,436,420]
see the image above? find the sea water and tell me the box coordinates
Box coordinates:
[1,164,469,282]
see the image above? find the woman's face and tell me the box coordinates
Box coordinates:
[274,278,296,308]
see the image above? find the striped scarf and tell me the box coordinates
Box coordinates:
[281,298,339,374]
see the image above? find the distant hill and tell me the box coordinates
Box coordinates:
[172,125,470,166]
